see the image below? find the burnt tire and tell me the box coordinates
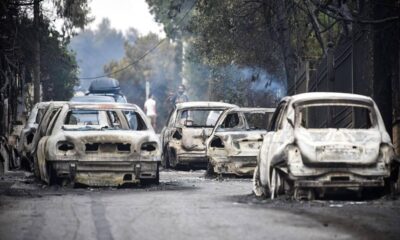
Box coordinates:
[253,166,268,197]
[46,163,60,186]
[162,147,170,169]
[33,155,40,179]
[206,161,216,177]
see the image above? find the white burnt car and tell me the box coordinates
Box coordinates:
[206,108,275,176]
[161,101,237,169]
[35,103,160,186]
[253,92,400,200]
[19,101,67,171]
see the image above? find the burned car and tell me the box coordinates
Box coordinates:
[253,92,400,200]
[206,107,275,176]
[34,103,160,186]
[18,101,66,171]
[161,101,237,169]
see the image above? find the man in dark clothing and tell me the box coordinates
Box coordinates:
[172,85,189,105]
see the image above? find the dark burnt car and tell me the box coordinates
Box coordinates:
[86,78,127,103]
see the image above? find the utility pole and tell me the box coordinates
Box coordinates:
[33,0,41,103]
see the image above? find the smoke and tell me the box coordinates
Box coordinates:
[189,64,286,107]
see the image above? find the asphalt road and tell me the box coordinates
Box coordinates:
[0,170,399,240]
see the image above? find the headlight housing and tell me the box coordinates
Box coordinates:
[57,141,75,151]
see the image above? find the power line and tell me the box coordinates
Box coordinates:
[79,1,197,80]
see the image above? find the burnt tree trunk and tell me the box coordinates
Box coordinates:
[33,0,41,104]
[274,0,297,91]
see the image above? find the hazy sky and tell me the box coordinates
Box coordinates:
[87,0,165,36]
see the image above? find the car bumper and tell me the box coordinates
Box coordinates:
[48,160,159,186]
[209,156,257,176]
[176,153,208,167]
[291,173,386,189]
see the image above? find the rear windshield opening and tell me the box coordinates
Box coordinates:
[299,105,373,129]
[65,110,100,125]
[177,109,223,127]
[218,112,270,131]
[244,112,270,130]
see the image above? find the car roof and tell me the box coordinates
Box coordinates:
[88,78,121,94]
[70,95,116,102]
[66,102,139,110]
[175,101,238,109]
[282,92,374,105]
[226,107,276,113]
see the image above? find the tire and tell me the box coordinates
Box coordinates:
[168,148,177,169]
[46,162,60,186]
[162,147,170,169]
[270,168,286,199]
[33,155,40,179]
[0,160,4,176]
[206,161,215,177]
[253,166,268,197]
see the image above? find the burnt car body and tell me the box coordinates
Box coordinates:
[206,107,275,176]
[34,103,160,186]
[161,101,237,169]
[86,78,127,103]
[70,95,116,103]
[18,102,66,170]
[253,92,400,199]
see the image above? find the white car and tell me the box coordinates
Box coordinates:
[35,102,160,186]
[254,92,400,200]
[206,107,275,176]
[160,101,237,169]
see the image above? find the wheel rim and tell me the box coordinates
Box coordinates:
[253,166,264,197]
[270,169,277,199]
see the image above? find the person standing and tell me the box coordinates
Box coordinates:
[144,93,157,129]
[172,84,189,106]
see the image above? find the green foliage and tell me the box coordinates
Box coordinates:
[146,0,347,103]
[40,28,79,101]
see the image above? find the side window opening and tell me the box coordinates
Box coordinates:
[269,102,286,131]
[299,105,373,129]
[123,111,148,130]
[46,108,62,136]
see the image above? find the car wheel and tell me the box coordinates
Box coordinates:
[206,161,215,177]
[46,162,60,186]
[162,147,170,169]
[0,160,4,175]
[168,148,177,169]
[33,155,40,178]
[253,166,268,197]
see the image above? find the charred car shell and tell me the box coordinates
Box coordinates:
[254,92,399,200]
[161,101,237,169]
[35,102,160,186]
[206,107,275,176]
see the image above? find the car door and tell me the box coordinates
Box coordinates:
[37,107,63,182]
[259,101,291,186]
[160,108,177,150]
